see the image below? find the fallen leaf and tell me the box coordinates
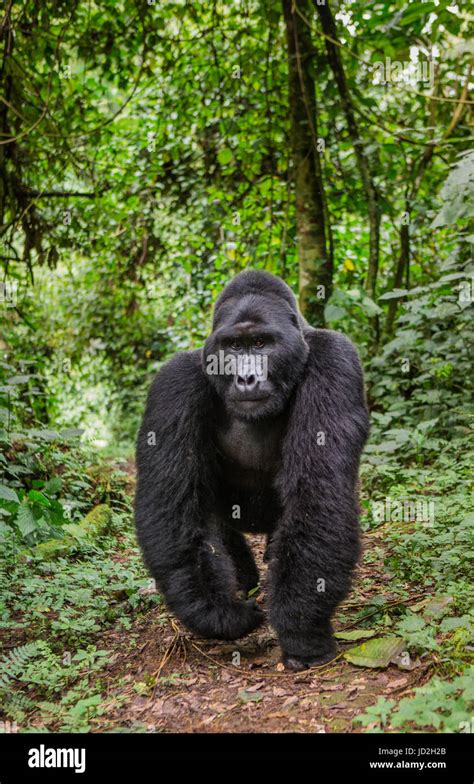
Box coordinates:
[246,681,265,692]
[423,595,454,619]
[201,714,216,725]
[343,637,405,668]
[385,677,408,691]
[238,689,263,703]
[410,598,429,612]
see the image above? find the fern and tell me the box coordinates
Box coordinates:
[0,641,47,691]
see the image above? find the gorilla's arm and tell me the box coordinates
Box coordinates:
[134,351,262,639]
[268,329,370,668]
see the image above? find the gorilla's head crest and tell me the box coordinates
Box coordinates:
[212,270,302,330]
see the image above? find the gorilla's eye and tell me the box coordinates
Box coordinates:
[230,339,242,350]
[253,337,265,349]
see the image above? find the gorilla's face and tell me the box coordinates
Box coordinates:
[203,293,309,421]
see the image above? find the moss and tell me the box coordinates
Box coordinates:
[23,504,112,561]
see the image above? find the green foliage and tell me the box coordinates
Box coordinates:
[0,639,110,729]
[355,668,474,732]
[369,245,474,448]
[0,521,159,645]
[432,152,474,229]
[0,641,48,692]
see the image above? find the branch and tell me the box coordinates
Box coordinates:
[16,187,109,198]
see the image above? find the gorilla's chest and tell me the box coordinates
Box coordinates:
[215,417,285,486]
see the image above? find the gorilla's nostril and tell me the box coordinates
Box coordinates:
[236,373,257,391]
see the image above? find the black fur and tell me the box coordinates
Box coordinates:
[135,270,369,669]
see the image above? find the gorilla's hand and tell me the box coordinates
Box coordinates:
[182,597,264,640]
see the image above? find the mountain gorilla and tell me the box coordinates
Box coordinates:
[135,270,369,670]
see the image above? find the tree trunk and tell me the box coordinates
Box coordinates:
[282,0,332,325]
[386,220,410,335]
[315,0,380,300]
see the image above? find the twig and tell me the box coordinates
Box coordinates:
[189,638,343,679]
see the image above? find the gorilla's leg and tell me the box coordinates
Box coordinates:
[263,533,275,563]
[268,520,359,671]
[222,526,259,594]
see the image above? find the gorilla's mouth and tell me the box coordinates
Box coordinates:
[234,395,270,404]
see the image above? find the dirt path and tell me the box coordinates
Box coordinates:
[92,514,425,733]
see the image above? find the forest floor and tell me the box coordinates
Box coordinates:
[6,451,470,734]
[93,537,425,733]
[88,463,428,733]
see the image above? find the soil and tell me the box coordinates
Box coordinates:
[91,517,427,733]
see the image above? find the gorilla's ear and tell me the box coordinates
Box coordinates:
[290,308,309,334]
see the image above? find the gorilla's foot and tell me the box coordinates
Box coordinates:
[282,647,336,672]
[279,624,337,671]
[189,598,264,641]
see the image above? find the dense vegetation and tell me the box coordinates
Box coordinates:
[0,0,473,733]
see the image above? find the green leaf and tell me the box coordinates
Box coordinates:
[217,148,233,165]
[7,375,31,384]
[28,490,51,507]
[0,519,9,537]
[60,428,84,439]
[324,303,346,321]
[399,3,436,25]
[0,485,19,503]
[43,477,62,495]
[28,429,60,441]
[379,289,409,301]
[398,614,425,633]
[16,502,37,537]
[440,617,471,632]
[423,595,454,619]
[344,637,405,668]
[360,296,383,317]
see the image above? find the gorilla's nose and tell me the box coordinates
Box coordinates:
[235,373,258,393]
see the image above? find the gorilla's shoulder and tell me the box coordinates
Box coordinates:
[303,327,364,379]
[145,349,207,416]
[304,326,361,358]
